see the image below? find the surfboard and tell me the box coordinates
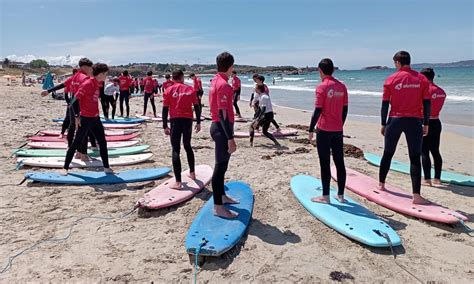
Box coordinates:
[56,121,141,129]
[18,153,153,168]
[137,165,213,209]
[332,167,468,224]
[39,129,138,136]
[52,117,145,124]
[135,114,162,121]
[25,167,170,185]
[14,145,150,157]
[291,175,402,247]
[364,152,474,187]
[28,133,139,142]
[234,128,298,138]
[185,181,254,256]
[27,140,140,149]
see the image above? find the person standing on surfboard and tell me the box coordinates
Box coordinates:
[60,63,113,176]
[379,51,431,205]
[308,58,348,204]
[231,70,242,118]
[118,70,133,118]
[420,68,446,187]
[189,73,204,110]
[162,70,201,189]
[142,71,158,117]
[209,52,240,219]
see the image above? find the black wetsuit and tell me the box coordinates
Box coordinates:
[422,118,442,180]
[119,89,130,117]
[233,88,241,116]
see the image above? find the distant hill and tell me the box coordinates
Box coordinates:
[411,60,474,68]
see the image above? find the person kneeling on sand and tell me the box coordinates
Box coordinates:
[249,84,280,147]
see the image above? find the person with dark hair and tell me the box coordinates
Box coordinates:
[420,68,446,186]
[162,70,201,189]
[162,74,174,91]
[139,77,145,94]
[142,71,158,117]
[118,70,133,118]
[250,84,280,147]
[231,70,242,118]
[60,63,112,176]
[209,51,239,219]
[308,58,348,204]
[103,78,119,119]
[189,73,204,109]
[379,51,432,204]
[254,75,281,132]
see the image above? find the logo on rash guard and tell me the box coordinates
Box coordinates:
[172,91,193,98]
[328,89,344,98]
[395,82,420,91]
[432,93,446,99]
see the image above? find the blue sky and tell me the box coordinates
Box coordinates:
[1,0,472,69]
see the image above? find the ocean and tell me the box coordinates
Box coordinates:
[192,67,473,136]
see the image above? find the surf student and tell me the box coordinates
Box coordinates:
[209,51,240,219]
[139,77,145,94]
[60,68,78,139]
[103,77,119,120]
[420,68,446,186]
[249,84,280,147]
[189,73,204,110]
[134,78,139,94]
[162,74,174,91]
[142,71,158,117]
[99,80,107,120]
[379,51,432,205]
[231,70,242,118]
[118,70,133,118]
[60,63,113,176]
[256,75,281,132]
[308,58,348,204]
[162,70,201,189]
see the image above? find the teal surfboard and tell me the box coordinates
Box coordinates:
[185,181,254,256]
[291,175,401,247]
[364,152,474,187]
[14,145,150,157]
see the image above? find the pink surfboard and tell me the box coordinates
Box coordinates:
[28,133,139,142]
[331,167,468,224]
[234,128,298,138]
[56,121,141,129]
[40,129,137,136]
[27,140,140,149]
[137,164,213,209]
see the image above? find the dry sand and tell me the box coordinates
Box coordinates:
[0,79,473,283]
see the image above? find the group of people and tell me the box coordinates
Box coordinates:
[39,49,447,219]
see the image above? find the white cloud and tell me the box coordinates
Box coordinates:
[6,54,85,66]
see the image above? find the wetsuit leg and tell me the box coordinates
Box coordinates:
[210,122,231,205]
[233,89,241,115]
[67,102,78,147]
[90,118,109,168]
[143,93,149,114]
[124,91,130,117]
[107,96,116,120]
[61,107,70,135]
[379,118,403,184]
[181,118,195,174]
[119,90,125,117]
[261,112,279,144]
[429,119,443,179]
[101,96,109,119]
[316,129,332,196]
[331,132,346,196]
[63,116,92,170]
[404,118,423,194]
[421,127,432,180]
[170,119,183,182]
[271,118,280,129]
[149,95,157,116]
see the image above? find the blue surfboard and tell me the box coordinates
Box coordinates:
[291,175,401,247]
[25,167,170,185]
[364,152,474,187]
[185,181,254,256]
[52,117,145,124]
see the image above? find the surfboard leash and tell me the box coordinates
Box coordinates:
[0,204,139,275]
[454,216,473,234]
[194,238,208,284]
[374,230,423,283]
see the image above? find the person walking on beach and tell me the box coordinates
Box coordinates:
[420,68,446,186]
[142,71,158,117]
[162,70,201,189]
[103,77,119,120]
[308,58,348,204]
[379,51,432,205]
[190,73,204,110]
[209,51,240,219]
[231,70,242,118]
[118,70,133,118]
[60,63,113,176]
[249,84,280,147]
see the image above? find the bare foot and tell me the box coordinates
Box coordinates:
[433,179,442,185]
[421,179,432,187]
[413,194,431,205]
[214,205,239,219]
[80,155,93,162]
[335,195,346,203]
[222,195,240,204]
[75,153,83,159]
[377,182,386,191]
[104,168,114,174]
[170,181,182,190]
[58,169,68,176]
[311,195,330,204]
[188,172,196,180]
[58,134,64,139]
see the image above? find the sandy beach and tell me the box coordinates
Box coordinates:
[0,79,472,283]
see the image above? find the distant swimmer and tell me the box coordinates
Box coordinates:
[272,77,276,85]
[379,51,432,205]
[231,70,242,118]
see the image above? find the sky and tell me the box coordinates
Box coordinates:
[0,0,473,69]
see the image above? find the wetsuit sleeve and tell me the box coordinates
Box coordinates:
[218,109,234,140]
[162,107,169,129]
[381,101,390,126]
[194,104,201,124]
[250,93,254,103]
[309,107,322,132]
[342,105,348,125]
[423,99,431,126]
[47,83,65,93]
